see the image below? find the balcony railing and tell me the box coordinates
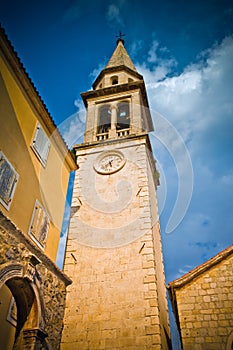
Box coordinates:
[96,128,130,141]
[117,128,130,137]
[96,132,109,141]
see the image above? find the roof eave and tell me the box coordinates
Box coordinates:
[167,244,233,290]
[0,25,77,171]
[92,65,143,90]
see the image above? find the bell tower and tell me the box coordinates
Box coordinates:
[61,38,171,349]
[83,37,153,144]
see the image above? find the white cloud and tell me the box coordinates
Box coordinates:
[106,3,124,27]
[58,99,86,148]
[63,1,81,23]
[137,36,233,281]
[221,172,233,186]
[129,39,143,58]
[89,62,106,81]
[136,40,177,83]
[148,40,159,63]
[140,36,233,153]
[177,265,194,277]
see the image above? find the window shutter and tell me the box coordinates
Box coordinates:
[32,124,50,166]
[0,152,18,209]
[30,200,50,249]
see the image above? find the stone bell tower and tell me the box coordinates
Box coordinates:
[61,37,171,349]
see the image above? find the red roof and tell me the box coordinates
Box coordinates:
[168,244,233,289]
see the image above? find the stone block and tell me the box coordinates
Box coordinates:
[145,307,159,316]
[144,275,156,284]
[149,298,158,307]
[151,315,160,325]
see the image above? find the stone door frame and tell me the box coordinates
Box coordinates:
[0,260,47,350]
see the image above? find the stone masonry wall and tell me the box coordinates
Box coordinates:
[62,235,164,349]
[146,148,171,348]
[175,255,233,350]
[0,212,70,349]
[61,136,170,349]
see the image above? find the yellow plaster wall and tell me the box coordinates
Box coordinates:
[0,55,71,262]
[0,285,16,350]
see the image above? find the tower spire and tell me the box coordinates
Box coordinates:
[105,34,136,72]
[116,30,125,45]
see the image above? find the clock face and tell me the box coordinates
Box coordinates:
[94,150,126,174]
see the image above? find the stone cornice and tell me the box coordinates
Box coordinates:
[73,132,152,151]
[82,80,147,107]
[92,65,143,90]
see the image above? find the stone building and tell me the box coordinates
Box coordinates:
[0,26,77,349]
[3,24,231,350]
[61,37,171,349]
[168,244,233,350]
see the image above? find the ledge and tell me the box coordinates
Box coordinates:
[0,211,72,286]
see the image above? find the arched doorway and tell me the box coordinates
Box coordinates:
[0,262,47,349]
[0,284,16,349]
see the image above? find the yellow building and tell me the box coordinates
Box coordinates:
[0,25,76,349]
[168,244,233,350]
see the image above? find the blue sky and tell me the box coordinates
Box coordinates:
[1,0,232,284]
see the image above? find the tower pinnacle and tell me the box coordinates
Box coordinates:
[116,30,125,45]
[105,34,136,72]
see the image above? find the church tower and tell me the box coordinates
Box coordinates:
[61,37,171,349]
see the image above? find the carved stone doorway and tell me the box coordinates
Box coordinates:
[0,264,47,349]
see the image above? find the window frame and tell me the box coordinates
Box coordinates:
[31,123,50,167]
[117,101,130,130]
[29,199,50,250]
[111,75,118,85]
[0,151,19,210]
[97,104,112,134]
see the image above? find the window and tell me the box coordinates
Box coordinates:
[117,101,130,130]
[31,124,50,167]
[0,151,19,210]
[111,76,118,85]
[29,200,50,249]
[97,104,111,134]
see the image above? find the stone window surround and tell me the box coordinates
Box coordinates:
[0,151,19,211]
[111,75,118,85]
[28,199,50,250]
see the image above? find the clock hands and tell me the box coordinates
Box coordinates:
[94,151,125,174]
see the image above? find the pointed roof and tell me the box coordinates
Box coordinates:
[105,39,137,72]
[92,38,142,90]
